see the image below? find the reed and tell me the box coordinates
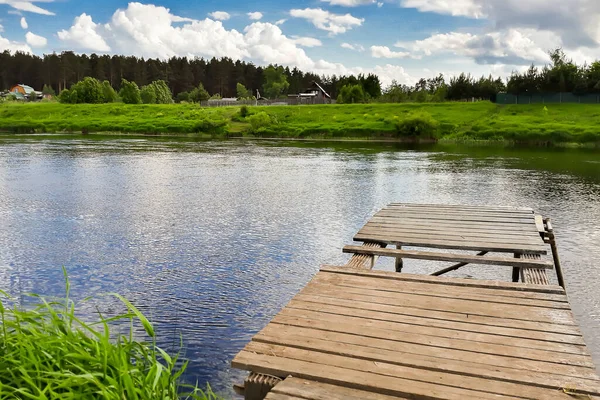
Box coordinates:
[0,269,221,399]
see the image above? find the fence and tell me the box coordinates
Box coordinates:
[495,93,600,104]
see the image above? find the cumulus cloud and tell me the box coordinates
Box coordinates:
[293,37,322,47]
[0,0,55,15]
[401,0,600,48]
[320,0,376,6]
[247,12,263,20]
[290,8,363,35]
[370,45,410,58]
[25,31,47,47]
[50,2,415,87]
[399,29,553,65]
[0,33,32,53]
[57,13,111,52]
[208,11,230,21]
[20,17,28,29]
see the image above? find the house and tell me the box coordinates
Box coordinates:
[9,84,42,100]
[287,81,332,104]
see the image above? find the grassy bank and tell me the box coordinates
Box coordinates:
[0,271,220,399]
[1,102,600,144]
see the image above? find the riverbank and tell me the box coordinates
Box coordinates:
[1,102,599,145]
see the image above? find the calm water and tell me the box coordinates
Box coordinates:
[1,136,599,393]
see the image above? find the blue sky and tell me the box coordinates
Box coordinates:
[1,0,599,85]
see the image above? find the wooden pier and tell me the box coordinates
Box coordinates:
[232,204,600,399]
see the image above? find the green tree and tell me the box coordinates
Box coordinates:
[152,80,173,104]
[119,79,141,104]
[337,84,365,103]
[176,91,191,103]
[102,80,117,103]
[189,83,210,103]
[58,89,72,103]
[42,84,56,96]
[262,65,289,99]
[70,77,104,104]
[236,82,251,99]
[140,85,157,104]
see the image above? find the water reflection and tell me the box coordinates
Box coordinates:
[0,136,599,394]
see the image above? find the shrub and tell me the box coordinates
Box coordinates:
[240,105,249,118]
[141,85,158,104]
[119,79,141,104]
[102,81,118,103]
[70,77,105,104]
[394,112,440,138]
[247,111,272,133]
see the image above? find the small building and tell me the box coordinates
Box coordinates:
[287,81,332,104]
[9,84,42,100]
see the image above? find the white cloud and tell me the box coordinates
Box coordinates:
[0,33,31,53]
[377,2,383,7]
[208,11,230,21]
[371,45,410,58]
[0,24,3,33]
[0,0,55,15]
[400,0,484,18]
[341,42,364,51]
[247,12,263,20]
[401,29,553,65]
[401,0,600,48]
[243,22,314,68]
[293,37,322,47]
[57,13,111,52]
[275,19,286,25]
[320,0,375,6]
[25,31,46,47]
[20,17,28,29]
[290,8,363,35]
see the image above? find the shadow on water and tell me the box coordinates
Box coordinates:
[0,135,599,395]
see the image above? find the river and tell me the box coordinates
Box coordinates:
[0,136,599,394]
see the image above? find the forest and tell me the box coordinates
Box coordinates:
[1,48,599,103]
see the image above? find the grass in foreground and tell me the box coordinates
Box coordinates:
[1,101,600,145]
[0,270,220,399]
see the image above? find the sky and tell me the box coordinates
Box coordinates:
[1,0,600,86]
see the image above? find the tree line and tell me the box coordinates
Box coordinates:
[1,48,597,103]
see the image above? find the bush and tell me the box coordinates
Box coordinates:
[393,112,440,138]
[119,79,141,104]
[247,111,272,133]
[102,81,118,103]
[141,85,157,104]
[70,77,105,104]
[240,105,249,118]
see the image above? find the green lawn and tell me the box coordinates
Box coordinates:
[1,101,599,144]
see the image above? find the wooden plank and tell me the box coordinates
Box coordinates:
[361,222,543,239]
[312,273,569,309]
[238,342,593,399]
[343,245,553,269]
[300,284,576,325]
[375,211,535,224]
[320,266,565,295]
[270,377,407,400]
[270,315,593,368]
[264,393,300,400]
[357,227,545,246]
[353,233,548,254]
[316,271,567,304]
[255,329,600,391]
[380,208,537,220]
[520,253,551,285]
[233,350,510,400]
[287,299,582,345]
[294,292,581,336]
[344,242,383,270]
[257,323,596,380]
[388,203,534,213]
[535,215,546,233]
[367,216,539,232]
[276,306,585,355]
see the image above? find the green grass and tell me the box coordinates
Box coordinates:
[1,101,600,144]
[0,269,221,399]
